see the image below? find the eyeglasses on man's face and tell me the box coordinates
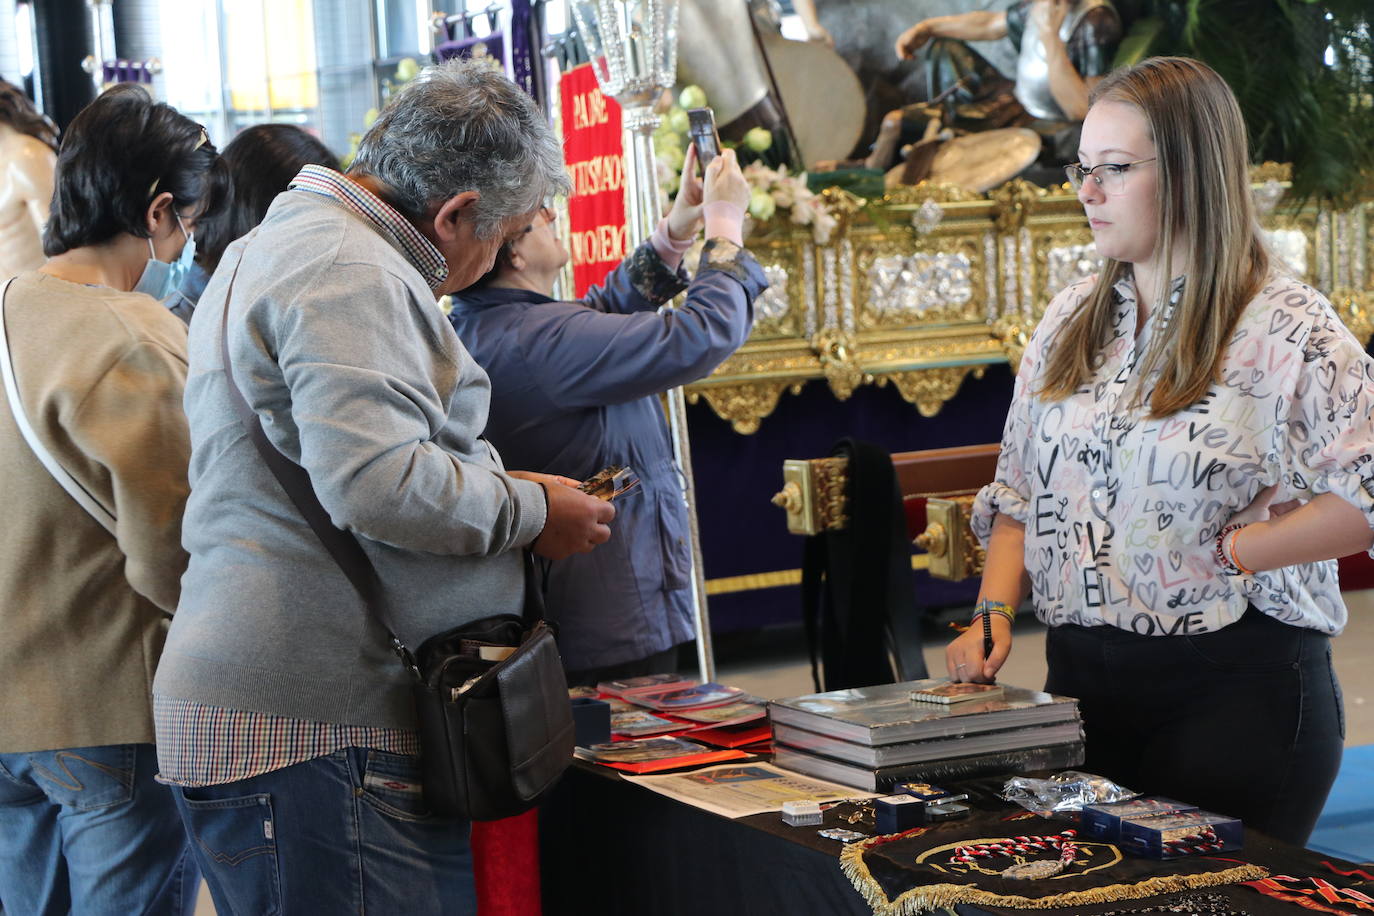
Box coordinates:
[1064,157,1156,194]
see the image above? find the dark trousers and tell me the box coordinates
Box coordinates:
[1045,607,1344,846]
[564,645,682,689]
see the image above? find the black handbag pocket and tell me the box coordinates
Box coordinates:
[414,618,574,821]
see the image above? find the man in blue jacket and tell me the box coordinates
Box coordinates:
[449,147,765,685]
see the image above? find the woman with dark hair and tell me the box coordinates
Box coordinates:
[950,57,1374,845]
[0,83,224,914]
[166,123,337,322]
[0,78,58,277]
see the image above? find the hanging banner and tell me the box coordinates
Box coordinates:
[560,63,627,296]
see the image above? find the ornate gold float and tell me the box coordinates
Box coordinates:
[685,164,1374,434]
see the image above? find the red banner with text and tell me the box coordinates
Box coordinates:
[560,63,627,296]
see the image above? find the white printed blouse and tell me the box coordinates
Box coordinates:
[973,271,1374,636]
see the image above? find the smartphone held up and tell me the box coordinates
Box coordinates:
[687,107,721,174]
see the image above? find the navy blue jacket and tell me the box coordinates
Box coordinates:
[449,239,767,669]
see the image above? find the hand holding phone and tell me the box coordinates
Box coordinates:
[687,108,721,174]
[701,148,750,212]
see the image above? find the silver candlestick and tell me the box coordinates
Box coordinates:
[571,0,716,683]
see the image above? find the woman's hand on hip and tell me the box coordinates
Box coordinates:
[1226,484,1297,527]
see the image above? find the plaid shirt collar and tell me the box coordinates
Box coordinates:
[288,164,449,292]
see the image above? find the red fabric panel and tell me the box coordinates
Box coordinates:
[560,63,626,297]
[1338,552,1374,591]
[471,809,541,915]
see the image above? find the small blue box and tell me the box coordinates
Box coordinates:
[1118,810,1242,860]
[1081,796,1197,841]
[570,697,611,747]
[875,794,927,834]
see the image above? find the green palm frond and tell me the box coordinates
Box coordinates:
[1135,1,1373,205]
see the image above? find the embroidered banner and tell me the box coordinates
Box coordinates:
[559,63,627,296]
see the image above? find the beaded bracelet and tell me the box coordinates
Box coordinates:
[1214,524,1254,575]
[971,599,1016,625]
[1226,527,1256,575]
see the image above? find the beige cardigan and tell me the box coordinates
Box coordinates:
[0,271,190,753]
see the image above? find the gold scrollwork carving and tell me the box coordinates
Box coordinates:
[1250,161,1294,184]
[813,328,865,400]
[882,182,983,206]
[1330,287,1373,346]
[687,381,799,435]
[991,179,1048,235]
[878,366,985,418]
[816,187,866,242]
[814,458,849,532]
[991,317,1032,372]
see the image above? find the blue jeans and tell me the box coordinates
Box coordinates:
[172,747,476,916]
[0,743,198,916]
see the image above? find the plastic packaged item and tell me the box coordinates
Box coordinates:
[1002,770,1137,819]
[1119,810,1242,859]
[1081,796,1197,841]
[781,800,823,827]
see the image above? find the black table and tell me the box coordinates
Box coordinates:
[540,761,1372,915]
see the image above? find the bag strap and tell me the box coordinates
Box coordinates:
[0,278,118,535]
[216,276,545,679]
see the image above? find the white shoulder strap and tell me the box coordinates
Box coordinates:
[0,277,118,534]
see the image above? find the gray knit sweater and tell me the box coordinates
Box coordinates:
[153,189,547,729]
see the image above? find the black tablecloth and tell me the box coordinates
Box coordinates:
[540,762,1373,915]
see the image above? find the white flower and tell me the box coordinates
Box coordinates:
[811,209,838,245]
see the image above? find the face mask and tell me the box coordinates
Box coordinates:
[133,214,197,301]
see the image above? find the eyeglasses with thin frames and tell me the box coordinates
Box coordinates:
[1064,157,1156,194]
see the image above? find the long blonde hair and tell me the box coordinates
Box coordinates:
[1037,57,1270,418]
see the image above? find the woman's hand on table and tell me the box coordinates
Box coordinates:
[946,612,1012,684]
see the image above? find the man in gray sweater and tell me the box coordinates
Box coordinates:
[153,61,612,914]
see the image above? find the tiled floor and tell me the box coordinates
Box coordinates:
[717,587,1374,746]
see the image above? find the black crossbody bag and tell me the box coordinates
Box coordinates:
[218,295,574,821]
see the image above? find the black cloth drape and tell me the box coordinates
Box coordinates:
[801,437,926,692]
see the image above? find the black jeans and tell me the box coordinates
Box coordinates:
[1045,607,1344,846]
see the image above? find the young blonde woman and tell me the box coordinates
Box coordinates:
[949,56,1374,845]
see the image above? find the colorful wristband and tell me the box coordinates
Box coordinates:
[972,599,1016,625]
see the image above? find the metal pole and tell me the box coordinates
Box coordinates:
[620,104,714,682]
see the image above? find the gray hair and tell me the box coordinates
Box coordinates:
[351,60,569,240]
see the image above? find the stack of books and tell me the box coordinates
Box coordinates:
[768,679,1085,791]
